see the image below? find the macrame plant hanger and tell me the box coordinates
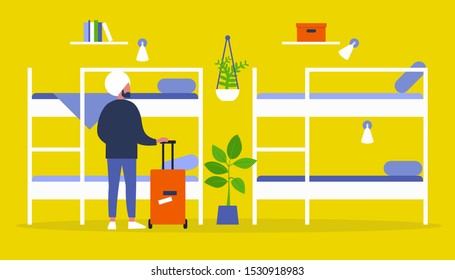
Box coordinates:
[216,35,239,90]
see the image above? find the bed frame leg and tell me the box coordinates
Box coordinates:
[80,199,85,225]
[305,200,310,225]
[423,199,428,225]
[252,198,257,225]
[198,198,203,225]
[27,199,32,225]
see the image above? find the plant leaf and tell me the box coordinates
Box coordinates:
[233,158,257,169]
[205,176,227,188]
[227,135,242,159]
[204,161,228,174]
[212,145,227,163]
[231,178,245,194]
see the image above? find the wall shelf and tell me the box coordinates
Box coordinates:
[282,41,340,45]
[70,41,128,45]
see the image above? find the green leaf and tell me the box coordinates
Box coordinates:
[220,76,227,81]
[233,158,257,169]
[205,176,227,188]
[212,145,227,163]
[204,161,228,174]
[219,81,228,87]
[231,178,245,194]
[227,135,242,159]
[227,83,237,87]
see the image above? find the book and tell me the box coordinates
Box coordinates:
[89,21,95,42]
[98,22,103,42]
[102,22,113,42]
[88,20,91,42]
[94,20,99,42]
[83,21,89,42]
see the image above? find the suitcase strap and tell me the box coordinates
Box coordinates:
[161,140,176,170]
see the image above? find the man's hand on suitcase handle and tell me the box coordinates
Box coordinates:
[157,137,169,143]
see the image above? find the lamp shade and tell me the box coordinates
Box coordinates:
[339,44,354,60]
[339,38,359,60]
[136,38,149,62]
[361,120,374,144]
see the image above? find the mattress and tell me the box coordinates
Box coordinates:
[32,93,198,129]
[32,175,198,182]
[257,93,423,99]
[257,175,423,182]
[32,93,199,100]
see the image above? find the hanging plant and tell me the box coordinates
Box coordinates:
[215,35,249,102]
[215,56,249,89]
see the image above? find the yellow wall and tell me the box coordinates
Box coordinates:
[1,0,454,260]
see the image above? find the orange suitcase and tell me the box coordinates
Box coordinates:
[148,140,187,229]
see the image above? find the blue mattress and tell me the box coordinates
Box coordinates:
[32,175,198,182]
[32,93,198,100]
[257,93,423,99]
[257,175,423,182]
[32,93,198,129]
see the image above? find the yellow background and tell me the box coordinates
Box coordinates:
[1,0,454,259]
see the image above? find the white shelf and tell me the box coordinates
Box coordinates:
[70,41,128,45]
[282,41,340,45]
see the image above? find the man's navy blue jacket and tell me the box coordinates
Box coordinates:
[98,99,157,158]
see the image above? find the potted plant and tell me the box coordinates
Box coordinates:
[215,35,249,101]
[204,135,256,224]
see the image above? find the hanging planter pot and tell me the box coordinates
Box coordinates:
[215,89,240,101]
[215,35,249,102]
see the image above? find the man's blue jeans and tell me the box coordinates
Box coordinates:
[107,158,137,218]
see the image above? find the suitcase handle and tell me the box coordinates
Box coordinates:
[163,191,177,196]
[306,29,317,33]
[161,140,176,169]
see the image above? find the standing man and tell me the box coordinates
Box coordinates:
[98,71,168,230]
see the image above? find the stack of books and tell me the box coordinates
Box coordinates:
[83,20,113,42]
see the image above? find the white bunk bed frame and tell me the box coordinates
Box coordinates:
[27,67,204,225]
[252,67,428,225]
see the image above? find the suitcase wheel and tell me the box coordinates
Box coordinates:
[183,219,188,229]
[148,219,153,229]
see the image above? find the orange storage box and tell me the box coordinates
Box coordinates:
[296,23,327,42]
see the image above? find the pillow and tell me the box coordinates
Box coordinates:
[384,161,422,176]
[164,154,198,170]
[158,78,196,94]
[394,61,426,93]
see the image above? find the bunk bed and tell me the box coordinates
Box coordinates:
[27,67,204,225]
[252,67,428,225]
